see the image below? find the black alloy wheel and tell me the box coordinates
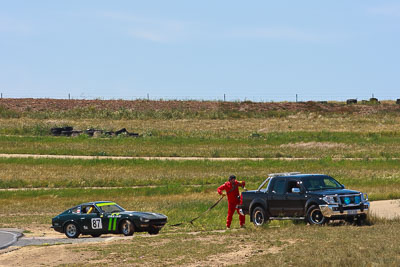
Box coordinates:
[306,205,328,225]
[252,207,268,226]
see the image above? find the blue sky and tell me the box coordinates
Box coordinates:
[0,1,399,101]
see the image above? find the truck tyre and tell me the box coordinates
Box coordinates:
[252,206,268,226]
[64,222,80,238]
[356,214,367,226]
[306,205,328,225]
[120,219,134,236]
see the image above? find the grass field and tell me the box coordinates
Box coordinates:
[2,131,400,158]
[1,99,400,266]
[2,113,400,158]
[0,187,399,266]
[79,220,400,266]
[1,157,400,200]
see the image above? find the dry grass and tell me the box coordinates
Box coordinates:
[2,114,400,137]
[38,220,400,266]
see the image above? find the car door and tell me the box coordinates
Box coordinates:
[268,178,286,216]
[284,179,306,216]
[80,205,105,234]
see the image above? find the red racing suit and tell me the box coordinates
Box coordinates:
[217,180,245,228]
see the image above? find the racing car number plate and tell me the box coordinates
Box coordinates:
[348,210,357,215]
[91,218,103,229]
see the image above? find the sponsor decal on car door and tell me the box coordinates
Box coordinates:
[107,213,121,231]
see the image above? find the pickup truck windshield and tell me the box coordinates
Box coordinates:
[302,176,343,191]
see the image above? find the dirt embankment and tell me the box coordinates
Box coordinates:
[1,98,400,115]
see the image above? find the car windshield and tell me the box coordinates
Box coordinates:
[302,176,343,191]
[96,203,125,213]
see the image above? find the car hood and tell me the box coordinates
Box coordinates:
[307,189,361,195]
[121,211,167,220]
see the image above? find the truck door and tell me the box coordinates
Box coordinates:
[284,180,306,216]
[268,178,286,216]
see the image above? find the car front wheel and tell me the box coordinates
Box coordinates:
[306,205,328,225]
[148,228,160,235]
[120,220,134,236]
[64,222,80,238]
[252,207,268,226]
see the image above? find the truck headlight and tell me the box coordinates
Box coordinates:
[140,217,150,223]
[322,196,337,204]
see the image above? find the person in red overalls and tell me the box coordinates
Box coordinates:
[217,175,245,228]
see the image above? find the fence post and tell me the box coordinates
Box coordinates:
[224,94,226,102]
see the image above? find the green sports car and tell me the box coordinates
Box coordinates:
[51,201,168,238]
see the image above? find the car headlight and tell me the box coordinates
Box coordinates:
[322,196,337,204]
[140,217,150,223]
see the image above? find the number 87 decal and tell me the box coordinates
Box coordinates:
[91,218,103,229]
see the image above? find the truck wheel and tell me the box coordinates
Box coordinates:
[252,207,268,226]
[64,222,80,238]
[356,214,367,226]
[120,220,134,236]
[306,205,328,225]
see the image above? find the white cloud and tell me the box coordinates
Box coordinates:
[367,4,400,16]
[0,16,32,34]
[229,26,340,43]
[128,29,167,43]
[98,11,186,43]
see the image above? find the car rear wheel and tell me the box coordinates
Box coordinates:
[65,223,80,238]
[252,207,268,226]
[120,220,134,236]
[306,205,328,225]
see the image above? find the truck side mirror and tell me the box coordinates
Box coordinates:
[292,188,300,193]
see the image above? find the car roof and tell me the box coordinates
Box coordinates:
[78,201,115,206]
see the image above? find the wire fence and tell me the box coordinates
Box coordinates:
[0,91,399,102]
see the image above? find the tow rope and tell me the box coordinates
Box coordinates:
[169,195,225,227]
[169,183,241,227]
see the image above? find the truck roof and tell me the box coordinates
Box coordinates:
[270,173,328,179]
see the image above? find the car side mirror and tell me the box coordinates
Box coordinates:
[292,188,300,193]
[341,184,345,189]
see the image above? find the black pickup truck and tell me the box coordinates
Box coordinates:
[238,173,370,225]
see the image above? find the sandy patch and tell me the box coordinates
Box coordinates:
[186,238,297,267]
[279,142,349,149]
[370,199,400,219]
[0,244,95,267]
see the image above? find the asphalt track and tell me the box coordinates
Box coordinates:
[0,230,22,250]
[0,228,130,251]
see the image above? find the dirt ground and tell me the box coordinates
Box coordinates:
[370,199,400,219]
[0,200,399,266]
[1,98,399,114]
